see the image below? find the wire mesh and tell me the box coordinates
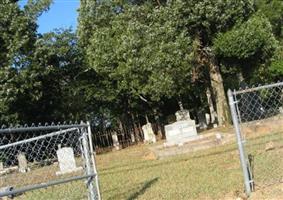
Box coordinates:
[0,124,97,199]
[233,82,283,188]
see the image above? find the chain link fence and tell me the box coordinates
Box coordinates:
[228,82,283,196]
[0,122,100,200]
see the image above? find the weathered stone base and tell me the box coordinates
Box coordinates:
[150,132,235,159]
[56,167,83,176]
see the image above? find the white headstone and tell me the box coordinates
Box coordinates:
[164,120,198,146]
[0,162,3,171]
[205,113,211,125]
[197,111,207,130]
[130,133,135,143]
[112,132,120,150]
[17,153,28,173]
[56,147,82,175]
[142,123,156,143]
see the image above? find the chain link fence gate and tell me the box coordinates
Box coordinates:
[228,82,283,196]
[0,122,101,200]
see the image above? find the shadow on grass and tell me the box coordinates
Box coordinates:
[105,178,159,200]
[126,177,159,200]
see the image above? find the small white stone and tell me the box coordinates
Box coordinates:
[215,133,222,140]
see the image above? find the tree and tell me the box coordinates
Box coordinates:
[78,0,280,127]
[255,0,283,38]
[78,1,195,127]
[169,0,256,125]
[0,0,51,124]
[15,29,86,123]
[214,14,278,83]
[0,1,36,124]
[254,0,283,80]
[87,3,193,99]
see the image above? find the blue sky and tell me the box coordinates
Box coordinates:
[18,0,80,33]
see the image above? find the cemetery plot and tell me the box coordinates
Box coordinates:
[0,124,100,200]
[95,132,283,200]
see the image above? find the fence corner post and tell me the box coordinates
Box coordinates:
[87,121,101,200]
[227,89,252,196]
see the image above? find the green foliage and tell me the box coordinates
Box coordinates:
[24,0,53,20]
[255,0,283,38]
[172,0,255,42]
[16,29,85,123]
[214,15,277,61]
[0,1,74,124]
[0,0,282,127]
[78,0,280,125]
[0,1,37,124]
[269,46,283,77]
[0,2,36,68]
[86,3,193,102]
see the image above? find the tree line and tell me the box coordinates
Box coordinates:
[0,0,282,131]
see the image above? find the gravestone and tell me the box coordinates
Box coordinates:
[56,147,82,175]
[215,133,223,144]
[130,133,135,143]
[164,110,198,146]
[0,162,3,171]
[112,132,120,150]
[142,123,156,143]
[197,111,207,130]
[205,113,211,125]
[17,153,29,173]
[175,109,191,121]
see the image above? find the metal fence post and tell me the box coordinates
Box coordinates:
[227,90,251,196]
[87,121,101,200]
[81,129,96,200]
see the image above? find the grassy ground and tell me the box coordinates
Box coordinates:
[97,131,283,200]
[9,131,283,200]
[245,131,283,186]
[97,143,243,200]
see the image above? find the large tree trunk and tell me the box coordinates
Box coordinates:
[209,61,230,126]
[194,34,229,126]
[153,109,164,139]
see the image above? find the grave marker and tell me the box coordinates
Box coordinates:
[17,153,29,173]
[56,147,82,175]
[142,123,156,143]
[112,132,120,150]
[164,110,198,146]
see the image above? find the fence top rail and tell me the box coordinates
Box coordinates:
[0,123,88,134]
[0,128,79,150]
[233,81,283,95]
